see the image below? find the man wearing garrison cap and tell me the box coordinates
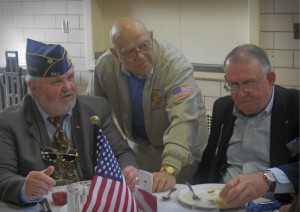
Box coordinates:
[0,39,139,206]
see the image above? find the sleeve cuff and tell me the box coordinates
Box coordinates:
[268,168,295,193]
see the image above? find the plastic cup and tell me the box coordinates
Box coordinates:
[67,181,91,212]
[52,180,73,206]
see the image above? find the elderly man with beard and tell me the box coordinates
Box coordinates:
[0,39,139,206]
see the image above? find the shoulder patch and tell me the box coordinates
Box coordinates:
[172,84,192,100]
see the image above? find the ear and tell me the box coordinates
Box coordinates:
[110,48,120,60]
[267,70,276,86]
[27,80,38,95]
[149,31,153,40]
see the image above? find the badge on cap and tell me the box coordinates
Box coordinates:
[26,39,72,77]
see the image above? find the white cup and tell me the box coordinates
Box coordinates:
[67,180,91,212]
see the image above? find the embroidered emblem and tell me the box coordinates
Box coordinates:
[66,51,72,67]
[172,84,192,100]
[151,90,164,108]
[47,58,53,64]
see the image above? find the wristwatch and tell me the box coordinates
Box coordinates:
[263,170,276,193]
[160,165,178,176]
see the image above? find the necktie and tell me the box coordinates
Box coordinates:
[48,115,76,181]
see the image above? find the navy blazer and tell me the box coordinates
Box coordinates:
[194,85,299,195]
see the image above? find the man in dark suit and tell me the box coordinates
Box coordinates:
[194,44,299,209]
[0,39,139,206]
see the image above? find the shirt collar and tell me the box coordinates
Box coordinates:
[121,65,153,79]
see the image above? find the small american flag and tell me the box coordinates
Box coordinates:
[82,127,137,212]
[172,84,192,100]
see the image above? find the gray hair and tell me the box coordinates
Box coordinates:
[25,74,40,94]
[223,44,271,74]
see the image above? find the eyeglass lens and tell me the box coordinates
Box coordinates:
[123,40,153,59]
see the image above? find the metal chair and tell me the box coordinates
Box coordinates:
[1,51,27,109]
[206,110,212,133]
[0,72,6,110]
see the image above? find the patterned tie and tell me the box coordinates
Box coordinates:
[48,115,76,181]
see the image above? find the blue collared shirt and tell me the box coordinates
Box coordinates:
[20,101,72,203]
[222,87,295,194]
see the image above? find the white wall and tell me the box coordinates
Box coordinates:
[0,0,299,108]
[90,0,259,65]
[0,0,88,93]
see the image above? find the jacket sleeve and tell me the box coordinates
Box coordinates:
[158,48,209,172]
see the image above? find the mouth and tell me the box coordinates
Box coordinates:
[61,93,74,100]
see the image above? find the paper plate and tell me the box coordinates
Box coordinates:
[178,184,225,209]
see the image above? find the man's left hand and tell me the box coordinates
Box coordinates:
[152,171,176,192]
[219,172,269,209]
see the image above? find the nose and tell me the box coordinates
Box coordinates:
[62,79,72,89]
[236,86,248,97]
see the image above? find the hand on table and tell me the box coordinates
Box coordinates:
[152,171,176,192]
[219,172,269,209]
[25,166,56,201]
[122,165,139,192]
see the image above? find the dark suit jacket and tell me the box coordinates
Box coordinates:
[0,94,138,206]
[194,85,299,195]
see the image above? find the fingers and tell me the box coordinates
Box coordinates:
[42,166,55,176]
[25,166,57,200]
[152,171,176,192]
[122,166,139,192]
[219,173,267,209]
[220,177,241,203]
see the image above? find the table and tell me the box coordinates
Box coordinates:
[0,184,248,212]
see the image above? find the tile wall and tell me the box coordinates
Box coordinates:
[198,0,299,111]
[0,0,88,93]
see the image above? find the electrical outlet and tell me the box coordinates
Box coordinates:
[294,23,299,39]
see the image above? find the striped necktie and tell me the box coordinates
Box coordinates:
[48,115,76,181]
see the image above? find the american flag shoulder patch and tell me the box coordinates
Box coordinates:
[172,84,192,100]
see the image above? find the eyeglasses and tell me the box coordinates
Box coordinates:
[121,40,153,60]
[224,74,267,93]
[41,146,79,162]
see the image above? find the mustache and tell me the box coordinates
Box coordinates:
[60,91,74,98]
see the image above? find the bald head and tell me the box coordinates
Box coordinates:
[110,17,149,48]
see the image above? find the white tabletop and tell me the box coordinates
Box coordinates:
[0,184,248,212]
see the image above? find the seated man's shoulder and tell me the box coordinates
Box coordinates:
[215,95,233,105]
[77,95,107,104]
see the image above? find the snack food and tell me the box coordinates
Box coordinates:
[214,197,227,208]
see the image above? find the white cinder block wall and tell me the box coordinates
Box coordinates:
[0,0,88,93]
[197,0,299,111]
[0,0,299,111]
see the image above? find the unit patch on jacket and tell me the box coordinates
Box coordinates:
[151,90,165,109]
[172,84,192,100]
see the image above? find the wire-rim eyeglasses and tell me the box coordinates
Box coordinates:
[223,74,267,93]
[120,40,153,60]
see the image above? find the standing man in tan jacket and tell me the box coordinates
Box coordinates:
[86,17,209,192]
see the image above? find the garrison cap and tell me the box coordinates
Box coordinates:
[26,39,72,77]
